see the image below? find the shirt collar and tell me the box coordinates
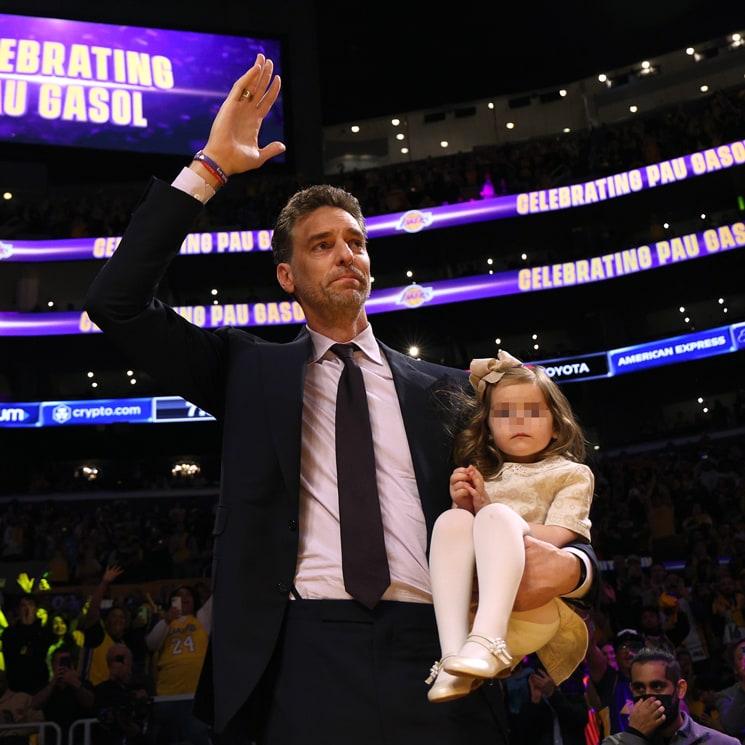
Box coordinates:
[669,711,692,741]
[307,324,383,365]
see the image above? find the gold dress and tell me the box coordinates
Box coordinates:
[481,455,594,683]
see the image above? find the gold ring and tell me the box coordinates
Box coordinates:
[241,88,254,102]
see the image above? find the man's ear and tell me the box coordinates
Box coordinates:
[276,263,294,295]
[676,678,687,700]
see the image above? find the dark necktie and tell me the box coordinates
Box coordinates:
[331,343,391,608]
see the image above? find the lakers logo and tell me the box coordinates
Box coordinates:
[396,284,434,308]
[396,210,434,233]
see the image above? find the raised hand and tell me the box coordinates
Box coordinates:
[103,565,125,584]
[201,53,285,178]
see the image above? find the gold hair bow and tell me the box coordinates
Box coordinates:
[468,350,523,396]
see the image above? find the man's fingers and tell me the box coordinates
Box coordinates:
[231,54,266,101]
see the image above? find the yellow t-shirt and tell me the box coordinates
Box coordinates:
[152,614,208,696]
[81,628,115,686]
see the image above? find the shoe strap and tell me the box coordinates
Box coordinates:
[425,653,457,685]
[466,634,513,666]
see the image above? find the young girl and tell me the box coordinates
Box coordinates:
[426,350,594,702]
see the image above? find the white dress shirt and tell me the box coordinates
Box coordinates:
[293,325,432,602]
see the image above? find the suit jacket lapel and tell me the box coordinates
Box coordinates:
[261,328,312,501]
[261,334,454,541]
[382,343,453,541]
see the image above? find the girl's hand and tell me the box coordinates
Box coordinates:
[465,465,490,513]
[450,467,475,512]
[450,465,490,513]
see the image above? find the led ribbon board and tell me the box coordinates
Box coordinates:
[0,220,741,336]
[1,139,743,262]
[3,323,744,428]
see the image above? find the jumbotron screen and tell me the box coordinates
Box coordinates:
[0,13,285,157]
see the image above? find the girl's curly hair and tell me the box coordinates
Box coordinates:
[448,363,587,479]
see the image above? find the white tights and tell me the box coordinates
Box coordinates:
[429,503,560,669]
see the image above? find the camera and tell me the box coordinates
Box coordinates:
[98,697,152,735]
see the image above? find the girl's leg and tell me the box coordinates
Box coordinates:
[426,508,480,702]
[445,502,527,679]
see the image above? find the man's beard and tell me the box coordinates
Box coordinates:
[319,276,371,313]
[331,285,370,310]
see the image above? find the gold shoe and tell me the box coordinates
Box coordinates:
[425,655,483,703]
[443,634,513,679]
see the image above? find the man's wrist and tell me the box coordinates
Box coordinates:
[560,547,592,598]
[173,167,217,204]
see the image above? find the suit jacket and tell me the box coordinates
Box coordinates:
[84,177,599,731]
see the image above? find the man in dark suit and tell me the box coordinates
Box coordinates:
[84,54,598,745]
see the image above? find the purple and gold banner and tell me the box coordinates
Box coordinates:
[1,140,743,262]
[1,222,742,337]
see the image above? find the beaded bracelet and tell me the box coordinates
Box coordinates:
[193,150,228,186]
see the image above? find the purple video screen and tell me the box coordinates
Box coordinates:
[0,13,285,157]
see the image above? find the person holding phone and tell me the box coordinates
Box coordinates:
[45,610,85,679]
[145,585,212,745]
[30,645,95,743]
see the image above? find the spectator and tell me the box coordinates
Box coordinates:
[640,562,668,608]
[0,669,44,743]
[600,646,739,744]
[712,571,745,646]
[74,544,103,586]
[682,502,715,533]
[120,591,159,682]
[716,639,745,743]
[45,610,84,678]
[1,593,55,695]
[1,509,28,561]
[687,670,726,731]
[78,566,142,687]
[93,643,154,745]
[638,603,689,655]
[662,571,712,674]
[601,641,619,671]
[145,585,212,745]
[30,645,95,745]
[613,556,648,630]
[677,647,699,710]
[511,656,589,745]
[587,628,645,737]
[166,509,199,578]
[643,477,682,561]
